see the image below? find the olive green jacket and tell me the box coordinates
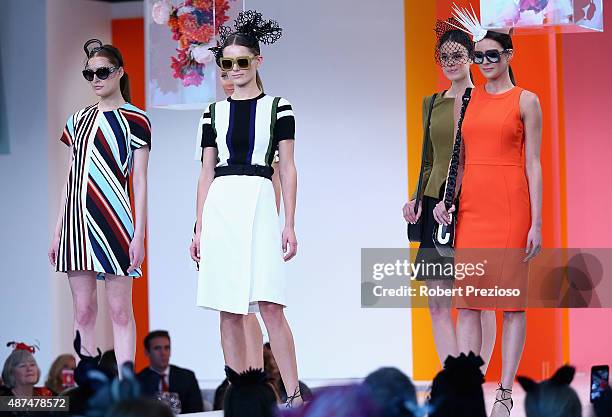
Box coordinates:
[411,93,455,201]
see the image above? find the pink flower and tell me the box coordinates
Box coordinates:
[191,46,214,64]
[182,69,204,87]
[152,0,172,25]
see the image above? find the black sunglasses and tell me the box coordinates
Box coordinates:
[82,66,119,81]
[472,49,512,64]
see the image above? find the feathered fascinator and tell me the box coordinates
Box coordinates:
[442,352,485,387]
[225,365,268,386]
[6,341,39,354]
[209,10,282,63]
[427,352,487,417]
[85,362,141,417]
[448,3,488,42]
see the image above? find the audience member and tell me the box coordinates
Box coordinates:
[136,330,203,414]
[86,362,142,417]
[45,353,76,394]
[213,377,230,410]
[363,367,417,417]
[223,366,278,417]
[103,398,173,417]
[63,330,104,415]
[593,387,612,417]
[518,365,581,417]
[428,352,487,417]
[214,342,313,410]
[264,342,312,403]
[1,342,53,398]
[281,384,378,417]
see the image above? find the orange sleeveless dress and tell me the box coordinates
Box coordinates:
[454,86,531,311]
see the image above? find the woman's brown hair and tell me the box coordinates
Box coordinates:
[87,44,131,102]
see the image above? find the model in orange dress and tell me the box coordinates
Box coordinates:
[434,28,542,416]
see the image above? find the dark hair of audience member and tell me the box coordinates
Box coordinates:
[363,367,417,417]
[428,352,487,417]
[518,365,581,417]
[104,397,174,417]
[213,377,230,410]
[223,367,278,417]
[264,342,312,403]
[263,342,283,394]
[144,330,170,351]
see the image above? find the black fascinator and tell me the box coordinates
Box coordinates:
[225,365,268,386]
[210,10,282,64]
[84,39,104,58]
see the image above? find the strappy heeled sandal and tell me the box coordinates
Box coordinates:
[284,386,302,408]
[493,382,513,416]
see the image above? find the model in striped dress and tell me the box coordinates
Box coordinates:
[189,11,304,408]
[49,40,150,373]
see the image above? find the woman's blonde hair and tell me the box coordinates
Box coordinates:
[1,350,40,389]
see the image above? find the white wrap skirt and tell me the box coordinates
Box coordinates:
[196,175,286,314]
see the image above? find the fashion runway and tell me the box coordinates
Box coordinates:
[189,372,595,416]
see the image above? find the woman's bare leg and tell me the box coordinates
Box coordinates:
[68,271,98,357]
[220,312,249,372]
[259,301,302,406]
[245,313,264,369]
[427,279,458,364]
[105,274,136,376]
[490,311,526,417]
[457,308,483,356]
[480,310,497,375]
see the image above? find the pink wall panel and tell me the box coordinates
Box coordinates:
[562,8,612,371]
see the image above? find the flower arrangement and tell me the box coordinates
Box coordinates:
[152,0,233,87]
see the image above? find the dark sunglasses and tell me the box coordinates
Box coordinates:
[82,66,119,81]
[472,49,512,64]
[219,56,257,71]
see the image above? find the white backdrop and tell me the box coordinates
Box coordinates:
[146,1,412,386]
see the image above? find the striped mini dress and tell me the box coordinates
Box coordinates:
[56,102,151,278]
[196,93,295,314]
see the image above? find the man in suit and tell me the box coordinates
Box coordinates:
[137,330,204,414]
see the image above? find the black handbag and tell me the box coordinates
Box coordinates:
[433,88,472,257]
[407,93,438,243]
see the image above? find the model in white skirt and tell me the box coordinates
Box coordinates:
[189,10,304,408]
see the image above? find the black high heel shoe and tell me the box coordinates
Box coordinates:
[284,386,302,408]
[493,382,513,416]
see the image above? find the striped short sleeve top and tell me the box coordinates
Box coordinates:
[197,93,295,166]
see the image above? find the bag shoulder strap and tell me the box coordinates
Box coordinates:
[441,88,472,210]
[413,92,438,212]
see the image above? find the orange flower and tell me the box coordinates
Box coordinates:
[178,13,215,44]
